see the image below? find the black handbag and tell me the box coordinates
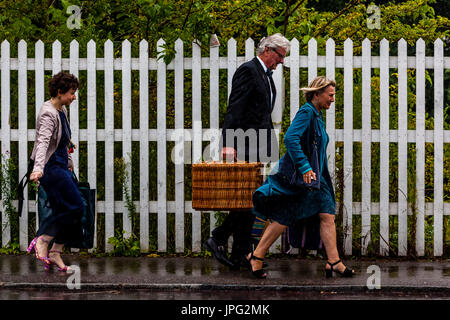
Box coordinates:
[64,173,96,249]
[287,214,322,250]
[37,173,96,249]
[278,117,320,190]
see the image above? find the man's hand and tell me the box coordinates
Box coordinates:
[222,147,237,162]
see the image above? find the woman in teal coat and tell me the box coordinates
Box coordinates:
[248,76,355,279]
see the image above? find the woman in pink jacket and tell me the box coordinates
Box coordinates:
[27,72,83,273]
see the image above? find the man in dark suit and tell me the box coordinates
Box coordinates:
[204,33,290,269]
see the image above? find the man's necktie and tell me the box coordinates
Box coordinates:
[266,70,274,109]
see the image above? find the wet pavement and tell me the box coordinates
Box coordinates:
[0,255,449,300]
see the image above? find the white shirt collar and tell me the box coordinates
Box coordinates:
[256,56,268,73]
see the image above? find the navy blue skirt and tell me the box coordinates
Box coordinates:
[36,163,84,244]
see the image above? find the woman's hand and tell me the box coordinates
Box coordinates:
[303,169,316,184]
[29,171,43,183]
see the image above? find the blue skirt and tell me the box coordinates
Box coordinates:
[252,169,335,227]
[36,163,84,244]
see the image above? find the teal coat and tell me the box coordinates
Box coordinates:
[252,102,336,227]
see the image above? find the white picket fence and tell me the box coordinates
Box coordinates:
[0,37,449,256]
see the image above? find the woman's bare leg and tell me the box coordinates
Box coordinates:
[48,242,70,270]
[35,234,53,258]
[248,221,287,271]
[319,213,351,273]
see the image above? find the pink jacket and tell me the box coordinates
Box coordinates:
[30,100,73,174]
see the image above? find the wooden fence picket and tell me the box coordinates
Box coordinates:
[35,40,45,234]
[343,38,354,255]
[18,40,28,251]
[1,40,11,247]
[415,38,426,257]
[69,40,80,179]
[361,38,372,255]
[139,39,150,252]
[87,40,98,253]
[326,38,336,187]
[157,38,167,252]
[289,38,299,121]
[191,39,202,252]
[122,39,132,239]
[174,38,185,253]
[104,39,114,252]
[433,39,444,257]
[379,38,390,256]
[398,39,408,256]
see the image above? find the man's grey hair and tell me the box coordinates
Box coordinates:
[256,33,291,55]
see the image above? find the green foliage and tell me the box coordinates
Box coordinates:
[281,0,450,52]
[0,153,20,249]
[107,157,141,256]
[0,241,21,255]
[108,230,141,257]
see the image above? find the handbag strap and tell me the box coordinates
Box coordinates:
[17,159,35,217]
[311,114,319,148]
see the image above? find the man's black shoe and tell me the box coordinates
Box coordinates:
[204,237,234,268]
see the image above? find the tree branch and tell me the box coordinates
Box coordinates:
[283,0,307,35]
[181,0,194,31]
[313,0,360,38]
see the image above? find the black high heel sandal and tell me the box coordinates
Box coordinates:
[325,259,355,278]
[248,253,267,279]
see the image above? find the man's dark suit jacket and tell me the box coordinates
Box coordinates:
[221,57,278,162]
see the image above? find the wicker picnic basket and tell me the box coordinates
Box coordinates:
[192,162,264,211]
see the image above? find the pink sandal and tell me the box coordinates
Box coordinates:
[27,236,50,270]
[48,250,72,273]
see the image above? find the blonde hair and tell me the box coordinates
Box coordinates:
[300,76,336,102]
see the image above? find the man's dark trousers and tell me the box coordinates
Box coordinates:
[211,210,255,263]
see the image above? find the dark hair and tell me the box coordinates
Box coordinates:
[48,72,79,97]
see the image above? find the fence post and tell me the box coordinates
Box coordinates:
[52,40,61,74]
[326,38,336,187]
[122,39,132,239]
[174,38,185,253]
[104,39,115,253]
[307,38,317,83]
[191,39,202,252]
[18,40,28,251]
[379,38,390,256]
[1,40,11,247]
[415,38,426,257]
[361,38,372,255]
[343,38,354,256]
[433,38,444,257]
[35,40,45,234]
[157,38,167,253]
[290,38,299,121]
[209,38,220,233]
[70,40,80,180]
[398,38,408,256]
[139,39,149,252]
